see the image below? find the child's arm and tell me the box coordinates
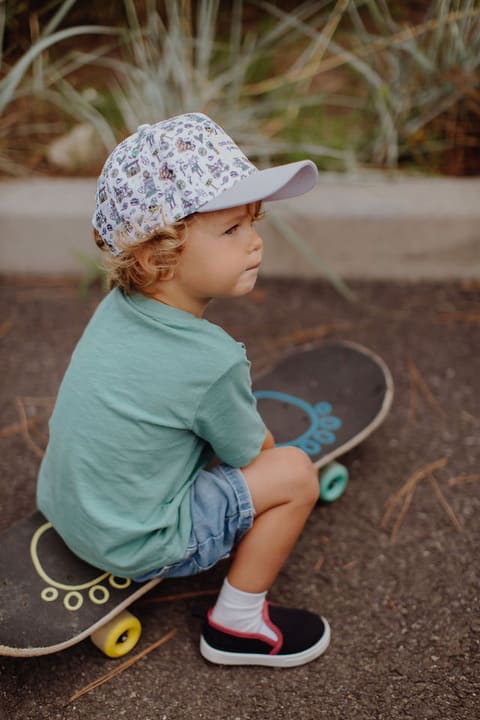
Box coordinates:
[206,427,274,470]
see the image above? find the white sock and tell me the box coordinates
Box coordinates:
[210,578,278,642]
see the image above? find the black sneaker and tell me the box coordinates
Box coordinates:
[200,602,330,667]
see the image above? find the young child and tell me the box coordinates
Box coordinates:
[37,112,330,667]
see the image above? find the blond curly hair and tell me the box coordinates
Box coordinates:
[94,218,190,295]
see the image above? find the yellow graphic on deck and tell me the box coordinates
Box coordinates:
[31,522,131,611]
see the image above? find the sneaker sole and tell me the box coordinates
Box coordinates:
[200,617,331,668]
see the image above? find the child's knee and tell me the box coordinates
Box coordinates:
[280,446,319,505]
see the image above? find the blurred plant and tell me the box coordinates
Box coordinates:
[252,0,480,170]
[341,0,480,170]
[47,0,361,168]
[74,251,108,295]
[3,1,479,174]
[0,0,118,173]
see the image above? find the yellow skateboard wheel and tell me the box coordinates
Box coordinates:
[90,610,142,658]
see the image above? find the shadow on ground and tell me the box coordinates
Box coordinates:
[0,276,479,720]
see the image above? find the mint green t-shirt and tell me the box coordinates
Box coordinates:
[37,290,266,577]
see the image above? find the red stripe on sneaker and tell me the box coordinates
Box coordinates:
[206,608,281,650]
[263,601,283,655]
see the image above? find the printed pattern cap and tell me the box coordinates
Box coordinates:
[93,113,256,255]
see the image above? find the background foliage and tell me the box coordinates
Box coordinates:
[1,0,479,176]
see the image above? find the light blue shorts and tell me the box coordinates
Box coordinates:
[133,464,255,582]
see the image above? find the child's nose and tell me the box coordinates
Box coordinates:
[249,226,262,252]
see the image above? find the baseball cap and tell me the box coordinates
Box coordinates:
[93,112,317,255]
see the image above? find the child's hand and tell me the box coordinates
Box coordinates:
[261,428,275,451]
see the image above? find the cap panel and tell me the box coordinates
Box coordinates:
[92,113,256,254]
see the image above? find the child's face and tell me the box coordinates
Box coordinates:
[155,204,263,317]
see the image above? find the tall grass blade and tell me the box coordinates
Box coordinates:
[41,0,80,38]
[0,26,118,115]
[267,210,356,301]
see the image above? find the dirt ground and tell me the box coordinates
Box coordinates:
[0,276,479,720]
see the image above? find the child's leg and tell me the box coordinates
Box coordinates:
[229,446,319,592]
[202,447,330,666]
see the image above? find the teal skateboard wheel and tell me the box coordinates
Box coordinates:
[318,462,349,503]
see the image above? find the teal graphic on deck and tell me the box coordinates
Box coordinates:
[253,392,341,455]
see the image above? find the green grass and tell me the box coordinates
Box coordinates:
[1,0,479,175]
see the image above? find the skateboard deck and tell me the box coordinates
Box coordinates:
[253,341,393,486]
[0,511,160,658]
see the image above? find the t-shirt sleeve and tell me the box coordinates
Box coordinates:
[192,358,267,468]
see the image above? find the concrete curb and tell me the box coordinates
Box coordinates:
[1,175,479,279]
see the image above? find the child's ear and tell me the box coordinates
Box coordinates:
[133,242,175,281]
[133,242,153,272]
[162,266,175,281]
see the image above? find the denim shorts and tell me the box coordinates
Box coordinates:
[133,464,255,582]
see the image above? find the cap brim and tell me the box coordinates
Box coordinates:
[198,160,318,213]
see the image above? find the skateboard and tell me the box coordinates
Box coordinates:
[253,341,394,503]
[0,511,161,659]
[0,341,392,660]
